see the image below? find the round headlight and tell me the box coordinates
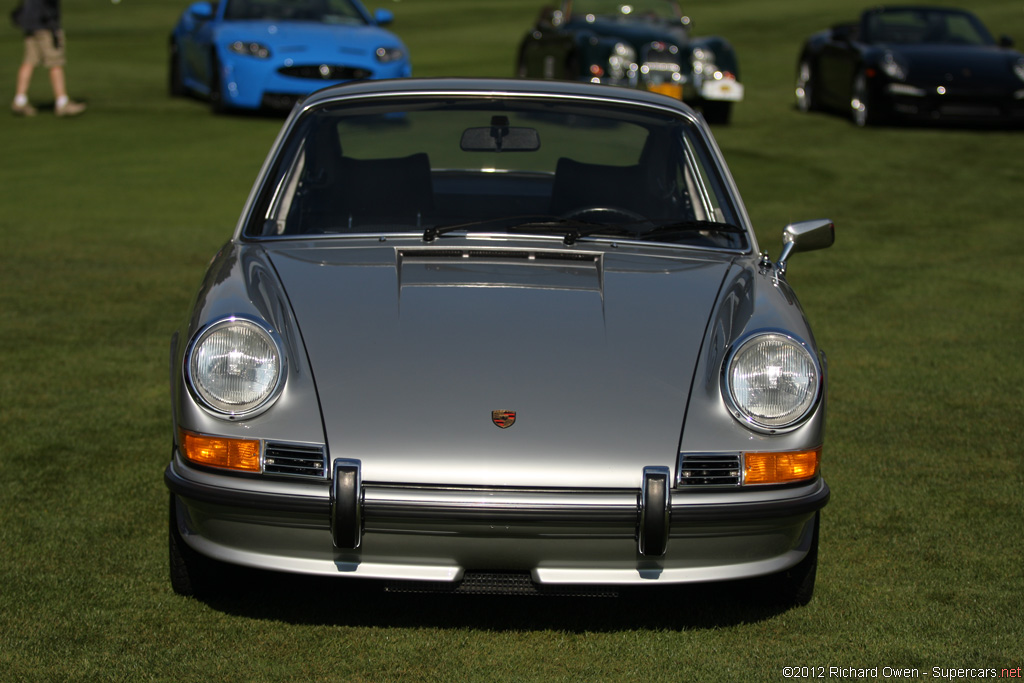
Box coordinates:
[723,332,820,432]
[186,317,285,417]
[880,51,907,81]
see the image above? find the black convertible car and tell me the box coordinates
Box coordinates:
[796,6,1024,127]
[517,0,743,124]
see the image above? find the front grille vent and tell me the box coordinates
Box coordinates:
[264,443,327,478]
[385,572,617,597]
[400,249,598,263]
[277,64,372,81]
[678,453,741,487]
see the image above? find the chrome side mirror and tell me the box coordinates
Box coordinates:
[776,219,834,273]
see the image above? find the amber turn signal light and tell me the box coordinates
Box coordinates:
[744,447,820,485]
[179,429,260,472]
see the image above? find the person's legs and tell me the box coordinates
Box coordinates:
[42,30,85,116]
[12,36,38,116]
[51,64,84,116]
[15,61,34,97]
[49,65,67,101]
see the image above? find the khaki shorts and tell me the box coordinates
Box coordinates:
[23,29,66,69]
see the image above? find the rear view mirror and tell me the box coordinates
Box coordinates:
[776,219,834,272]
[461,116,540,152]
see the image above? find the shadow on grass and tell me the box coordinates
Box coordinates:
[193,566,798,631]
[790,104,1024,132]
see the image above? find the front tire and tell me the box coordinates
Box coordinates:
[208,52,229,114]
[169,494,221,597]
[758,512,820,607]
[795,59,816,112]
[169,39,185,97]
[851,70,880,127]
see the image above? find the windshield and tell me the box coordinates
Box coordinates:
[569,0,683,22]
[245,95,747,250]
[223,0,368,24]
[862,8,994,46]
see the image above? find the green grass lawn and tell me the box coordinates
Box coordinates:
[1,0,1022,680]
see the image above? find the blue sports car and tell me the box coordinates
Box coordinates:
[169,0,411,112]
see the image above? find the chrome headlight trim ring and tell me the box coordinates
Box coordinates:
[721,330,822,434]
[184,315,287,420]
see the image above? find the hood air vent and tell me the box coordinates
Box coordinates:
[399,249,598,263]
[398,248,602,292]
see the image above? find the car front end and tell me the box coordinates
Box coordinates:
[214,22,410,110]
[166,79,831,604]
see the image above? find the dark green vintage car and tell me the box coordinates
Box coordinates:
[516,0,743,124]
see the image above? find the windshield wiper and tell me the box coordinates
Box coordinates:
[423,215,578,242]
[562,219,745,245]
[423,216,745,246]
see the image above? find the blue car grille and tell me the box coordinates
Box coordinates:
[277,64,373,81]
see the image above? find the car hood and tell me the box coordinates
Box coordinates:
[569,18,690,49]
[218,20,403,57]
[266,243,735,488]
[893,45,1020,86]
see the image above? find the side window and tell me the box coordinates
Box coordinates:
[680,135,728,223]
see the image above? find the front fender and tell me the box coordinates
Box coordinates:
[172,242,326,447]
[689,35,740,79]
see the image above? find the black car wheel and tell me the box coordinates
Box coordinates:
[169,494,221,597]
[757,512,820,607]
[169,39,186,97]
[795,59,816,112]
[209,51,228,114]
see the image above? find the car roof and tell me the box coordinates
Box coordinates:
[299,77,701,116]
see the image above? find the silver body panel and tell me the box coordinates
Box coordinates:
[167,78,830,589]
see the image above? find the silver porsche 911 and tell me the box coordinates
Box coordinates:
[165,77,834,605]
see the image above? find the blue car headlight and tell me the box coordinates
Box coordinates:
[375,46,405,63]
[229,41,271,59]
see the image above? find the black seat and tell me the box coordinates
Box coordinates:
[290,140,434,233]
[548,157,648,217]
[337,154,434,227]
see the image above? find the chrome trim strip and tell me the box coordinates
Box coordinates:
[166,464,829,523]
[671,482,829,522]
[364,487,639,524]
[164,464,329,515]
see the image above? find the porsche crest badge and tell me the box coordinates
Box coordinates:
[491,410,516,429]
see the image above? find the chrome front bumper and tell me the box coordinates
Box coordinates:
[165,457,829,585]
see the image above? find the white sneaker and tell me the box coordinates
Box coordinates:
[55,100,86,117]
[11,100,37,117]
